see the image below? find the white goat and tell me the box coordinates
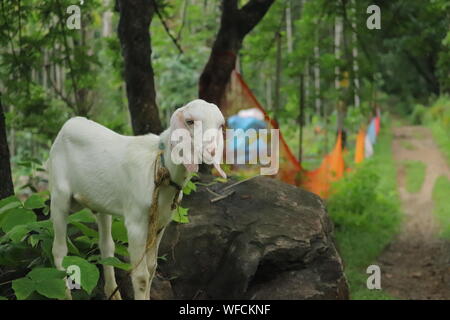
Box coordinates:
[48,99,226,300]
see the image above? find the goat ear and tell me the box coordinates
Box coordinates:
[170,108,198,173]
[169,108,186,150]
[213,126,227,179]
[170,109,186,133]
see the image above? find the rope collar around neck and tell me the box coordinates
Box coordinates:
[157,141,183,193]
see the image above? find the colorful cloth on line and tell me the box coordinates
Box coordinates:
[367,118,377,145]
[365,133,374,158]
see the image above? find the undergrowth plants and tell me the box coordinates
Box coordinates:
[403,160,426,194]
[432,176,450,239]
[0,192,130,300]
[327,126,402,300]
[0,167,204,300]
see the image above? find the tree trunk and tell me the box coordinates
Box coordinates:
[199,0,275,107]
[274,31,282,118]
[102,0,114,37]
[351,0,360,108]
[0,95,14,199]
[118,0,163,135]
[298,73,305,163]
[286,0,293,54]
[335,14,346,133]
[314,39,321,116]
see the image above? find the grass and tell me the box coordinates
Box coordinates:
[429,122,450,165]
[432,176,450,239]
[327,124,402,300]
[403,160,426,193]
[401,140,416,150]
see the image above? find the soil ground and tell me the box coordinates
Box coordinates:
[377,126,450,299]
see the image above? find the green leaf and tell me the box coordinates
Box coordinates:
[67,237,81,256]
[29,235,39,248]
[0,296,7,300]
[87,254,101,263]
[12,277,35,300]
[214,177,228,183]
[23,266,66,300]
[115,243,129,257]
[98,257,132,271]
[182,180,197,195]
[24,194,46,209]
[27,220,52,232]
[172,206,190,224]
[62,256,99,294]
[28,268,66,281]
[34,278,67,299]
[5,224,30,243]
[17,160,32,167]
[0,195,21,209]
[111,219,128,242]
[70,221,98,239]
[0,196,21,215]
[1,208,37,232]
[0,242,39,267]
[68,209,96,223]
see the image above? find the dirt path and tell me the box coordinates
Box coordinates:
[377,126,450,299]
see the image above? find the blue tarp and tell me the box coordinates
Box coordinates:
[226,116,268,163]
[367,118,377,145]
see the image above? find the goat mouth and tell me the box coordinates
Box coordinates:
[201,154,218,165]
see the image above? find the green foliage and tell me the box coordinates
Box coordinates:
[0,191,124,300]
[1,0,449,301]
[403,160,426,194]
[422,96,450,163]
[182,180,197,195]
[62,256,99,294]
[410,104,427,125]
[328,128,401,300]
[98,257,131,272]
[12,268,67,300]
[432,176,450,239]
[172,206,190,224]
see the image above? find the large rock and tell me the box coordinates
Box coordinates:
[157,175,349,300]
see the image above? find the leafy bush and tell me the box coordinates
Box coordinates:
[0,192,134,300]
[410,104,427,125]
[403,160,426,193]
[0,168,202,299]
[427,95,450,129]
[432,176,450,239]
[424,96,450,163]
[327,128,401,299]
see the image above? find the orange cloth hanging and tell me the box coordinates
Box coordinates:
[221,70,346,198]
[301,133,345,198]
[355,128,366,164]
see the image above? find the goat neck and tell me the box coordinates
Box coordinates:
[158,129,188,187]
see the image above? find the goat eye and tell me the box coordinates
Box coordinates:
[186,120,194,126]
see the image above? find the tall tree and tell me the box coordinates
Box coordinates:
[0,95,14,199]
[117,0,163,135]
[199,0,275,107]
